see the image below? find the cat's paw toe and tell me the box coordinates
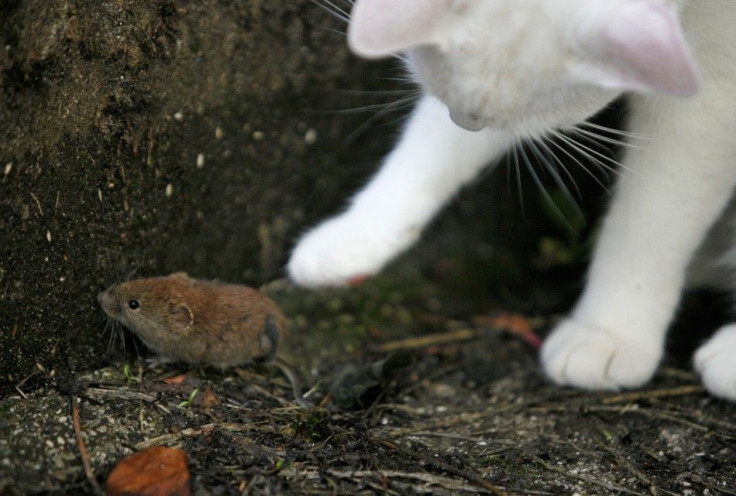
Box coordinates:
[694,324,736,401]
[541,319,662,390]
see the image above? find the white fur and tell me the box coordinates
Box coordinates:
[290,0,736,400]
[288,96,511,287]
[694,324,736,401]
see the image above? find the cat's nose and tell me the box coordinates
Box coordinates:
[449,109,485,132]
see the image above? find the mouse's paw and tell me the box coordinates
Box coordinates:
[694,324,736,401]
[541,318,663,390]
[288,213,419,288]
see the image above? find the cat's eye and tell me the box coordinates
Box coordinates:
[128,299,140,310]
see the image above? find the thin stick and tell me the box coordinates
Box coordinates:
[534,457,646,496]
[601,385,705,404]
[72,396,103,495]
[378,328,479,352]
[369,436,509,496]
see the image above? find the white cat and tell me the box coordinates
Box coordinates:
[289,0,736,401]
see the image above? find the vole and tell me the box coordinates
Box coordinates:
[98,273,312,407]
[97,272,286,369]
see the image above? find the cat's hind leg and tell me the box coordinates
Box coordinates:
[288,95,511,288]
[694,324,736,401]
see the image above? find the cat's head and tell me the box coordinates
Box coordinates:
[348,0,699,136]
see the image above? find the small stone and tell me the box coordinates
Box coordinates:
[304,128,317,145]
[196,153,205,169]
[165,183,173,198]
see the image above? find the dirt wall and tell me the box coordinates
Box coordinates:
[0,0,400,383]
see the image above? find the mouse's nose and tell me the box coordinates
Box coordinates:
[96,290,107,304]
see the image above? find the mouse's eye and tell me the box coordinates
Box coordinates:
[128,300,141,310]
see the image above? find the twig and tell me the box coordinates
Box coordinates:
[30,192,43,216]
[601,385,706,404]
[679,472,736,496]
[135,421,272,450]
[327,469,490,493]
[534,456,646,496]
[528,404,718,435]
[248,383,292,407]
[271,358,313,409]
[588,405,711,433]
[14,370,40,398]
[369,436,509,496]
[377,328,480,353]
[589,440,680,496]
[84,387,157,403]
[71,396,103,495]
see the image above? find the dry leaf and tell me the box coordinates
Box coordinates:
[202,385,220,410]
[106,446,190,496]
[162,374,188,385]
[474,313,542,349]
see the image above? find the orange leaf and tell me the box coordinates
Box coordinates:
[202,385,220,409]
[162,374,188,385]
[106,446,190,496]
[475,313,542,349]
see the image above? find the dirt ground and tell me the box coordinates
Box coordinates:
[2,264,736,495]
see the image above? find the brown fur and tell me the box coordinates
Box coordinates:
[97,273,286,369]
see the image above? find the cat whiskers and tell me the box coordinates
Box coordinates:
[310,0,352,24]
[330,89,420,115]
[572,126,644,150]
[340,89,422,141]
[549,129,629,178]
[309,1,413,65]
[512,138,571,227]
[577,120,653,142]
[508,122,642,229]
[515,137,584,230]
[510,144,526,218]
[542,134,610,192]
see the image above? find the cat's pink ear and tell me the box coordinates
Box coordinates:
[348,0,451,58]
[576,0,699,96]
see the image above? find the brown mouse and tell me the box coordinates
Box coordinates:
[97,272,286,369]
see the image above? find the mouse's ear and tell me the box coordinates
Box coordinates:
[169,272,194,283]
[348,0,452,58]
[168,302,194,333]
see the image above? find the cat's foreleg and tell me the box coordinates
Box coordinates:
[289,95,511,288]
[542,93,736,391]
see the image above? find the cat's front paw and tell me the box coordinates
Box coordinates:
[541,319,663,390]
[694,324,736,401]
[288,214,418,288]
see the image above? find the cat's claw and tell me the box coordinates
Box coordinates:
[541,318,662,390]
[348,275,369,286]
[694,324,736,401]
